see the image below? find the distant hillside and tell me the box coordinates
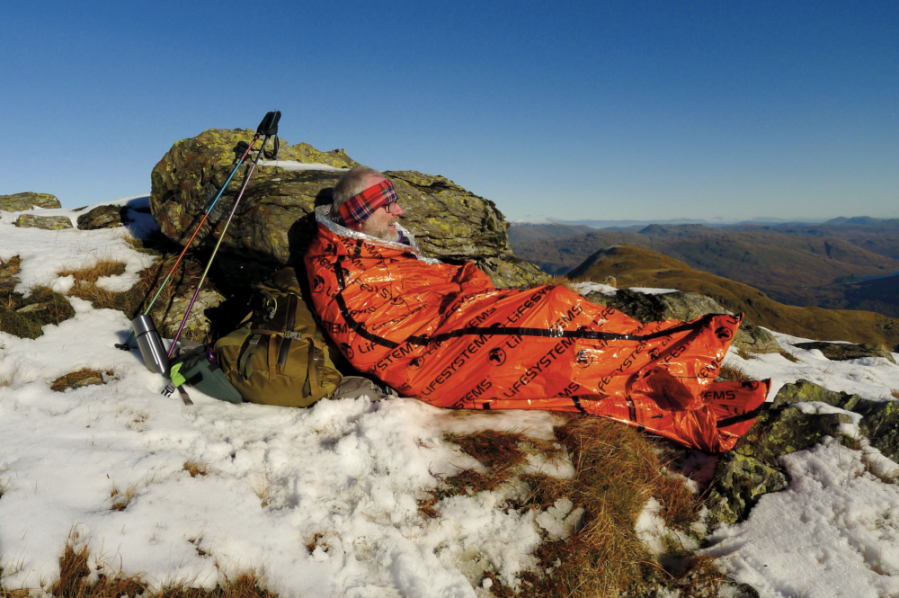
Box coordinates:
[510,220,899,318]
[567,245,899,349]
[507,223,595,245]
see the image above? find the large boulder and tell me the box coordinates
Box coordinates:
[77,205,132,230]
[150,129,548,289]
[0,192,61,212]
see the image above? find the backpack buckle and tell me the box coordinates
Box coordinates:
[285,331,302,340]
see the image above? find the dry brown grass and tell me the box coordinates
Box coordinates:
[418,431,568,516]
[57,260,127,285]
[446,430,530,469]
[50,369,112,393]
[892,389,899,400]
[778,349,800,363]
[109,484,137,512]
[427,418,722,597]
[183,460,209,478]
[735,347,755,360]
[59,254,207,344]
[545,275,581,292]
[716,363,753,383]
[498,417,715,597]
[252,475,271,508]
[27,538,281,598]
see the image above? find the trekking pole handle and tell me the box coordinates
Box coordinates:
[257,111,281,136]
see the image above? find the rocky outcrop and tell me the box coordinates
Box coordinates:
[583,288,781,355]
[0,192,61,211]
[705,380,899,529]
[150,129,548,289]
[793,341,896,364]
[14,214,73,230]
[77,205,132,230]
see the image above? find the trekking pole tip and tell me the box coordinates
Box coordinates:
[115,343,132,351]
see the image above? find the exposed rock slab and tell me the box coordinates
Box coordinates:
[150,129,547,289]
[14,214,73,230]
[793,341,896,364]
[0,192,61,211]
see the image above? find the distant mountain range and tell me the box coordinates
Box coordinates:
[515,217,826,229]
[565,245,899,348]
[509,217,899,319]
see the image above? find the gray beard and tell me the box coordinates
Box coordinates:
[362,219,399,242]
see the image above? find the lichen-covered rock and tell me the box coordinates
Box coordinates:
[77,204,131,230]
[150,129,548,289]
[583,288,780,355]
[793,341,896,364]
[705,379,899,529]
[774,379,899,461]
[0,192,61,211]
[156,288,226,342]
[14,214,73,230]
[704,454,789,528]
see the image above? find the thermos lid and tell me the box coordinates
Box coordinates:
[132,314,158,336]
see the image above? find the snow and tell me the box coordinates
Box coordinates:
[704,438,899,598]
[3,197,899,597]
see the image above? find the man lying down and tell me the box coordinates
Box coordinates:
[304,167,769,453]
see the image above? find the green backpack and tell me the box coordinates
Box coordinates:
[214,267,343,407]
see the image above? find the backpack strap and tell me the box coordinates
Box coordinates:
[239,333,262,379]
[267,334,278,381]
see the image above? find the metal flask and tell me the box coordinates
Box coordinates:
[132,315,170,375]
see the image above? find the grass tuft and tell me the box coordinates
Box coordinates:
[252,475,271,508]
[445,430,529,469]
[892,389,899,400]
[58,252,211,344]
[778,349,800,363]
[50,369,112,393]
[32,536,282,598]
[57,261,127,285]
[183,460,209,478]
[546,276,581,292]
[486,416,717,597]
[716,364,753,383]
[109,484,137,512]
[735,347,755,360]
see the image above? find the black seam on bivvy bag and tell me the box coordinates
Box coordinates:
[716,405,766,429]
[330,254,717,350]
[333,257,400,349]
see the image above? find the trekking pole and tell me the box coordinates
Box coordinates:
[116,112,277,351]
[165,111,281,359]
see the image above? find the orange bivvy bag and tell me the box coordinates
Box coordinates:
[305,218,769,453]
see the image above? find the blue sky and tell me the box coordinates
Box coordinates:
[1,0,896,222]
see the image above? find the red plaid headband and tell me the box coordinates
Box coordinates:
[338,179,398,226]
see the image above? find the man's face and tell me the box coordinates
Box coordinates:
[358,176,405,242]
